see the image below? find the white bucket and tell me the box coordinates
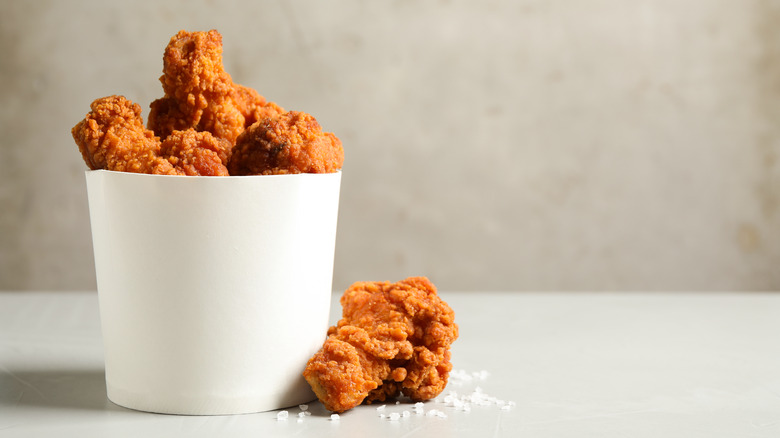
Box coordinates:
[85,170,340,415]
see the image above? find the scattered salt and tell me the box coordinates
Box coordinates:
[444,393,456,405]
[426,409,447,418]
[275,369,511,425]
[425,409,447,418]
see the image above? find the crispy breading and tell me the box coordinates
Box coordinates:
[147,30,283,144]
[228,111,344,175]
[72,95,229,176]
[304,277,458,413]
[160,130,231,176]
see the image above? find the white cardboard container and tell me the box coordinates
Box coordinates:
[85,170,341,415]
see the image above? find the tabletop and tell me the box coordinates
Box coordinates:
[1,291,779,437]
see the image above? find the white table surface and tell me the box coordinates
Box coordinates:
[1,291,779,437]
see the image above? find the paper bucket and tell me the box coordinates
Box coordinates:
[85,170,340,415]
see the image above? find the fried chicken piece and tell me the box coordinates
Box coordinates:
[72,95,177,175]
[234,85,284,128]
[228,111,344,175]
[147,30,283,144]
[160,130,231,176]
[72,95,229,176]
[303,277,458,413]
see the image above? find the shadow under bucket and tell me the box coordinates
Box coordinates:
[85,170,341,415]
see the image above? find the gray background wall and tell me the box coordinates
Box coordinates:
[1,0,779,292]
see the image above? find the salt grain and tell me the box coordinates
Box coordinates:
[330,414,340,421]
[426,408,447,418]
[276,411,288,420]
[299,404,309,411]
[389,412,401,421]
[376,404,386,411]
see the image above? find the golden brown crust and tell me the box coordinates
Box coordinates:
[147,30,283,144]
[234,85,284,128]
[303,277,458,413]
[160,130,231,176]
[72,95,177,175]
[72,95,230,176]
[228,111,344,175]
[304,338,384,413]
[73,30,341,176]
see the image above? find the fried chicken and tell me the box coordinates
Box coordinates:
[228,111,344,175]
[73,30,342,176]
[303,277,458,413]
[234,85,285,128]
[72,95,178,175]
[147,30,283,144]
[72,95,229,176]
[160,130,231,176]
